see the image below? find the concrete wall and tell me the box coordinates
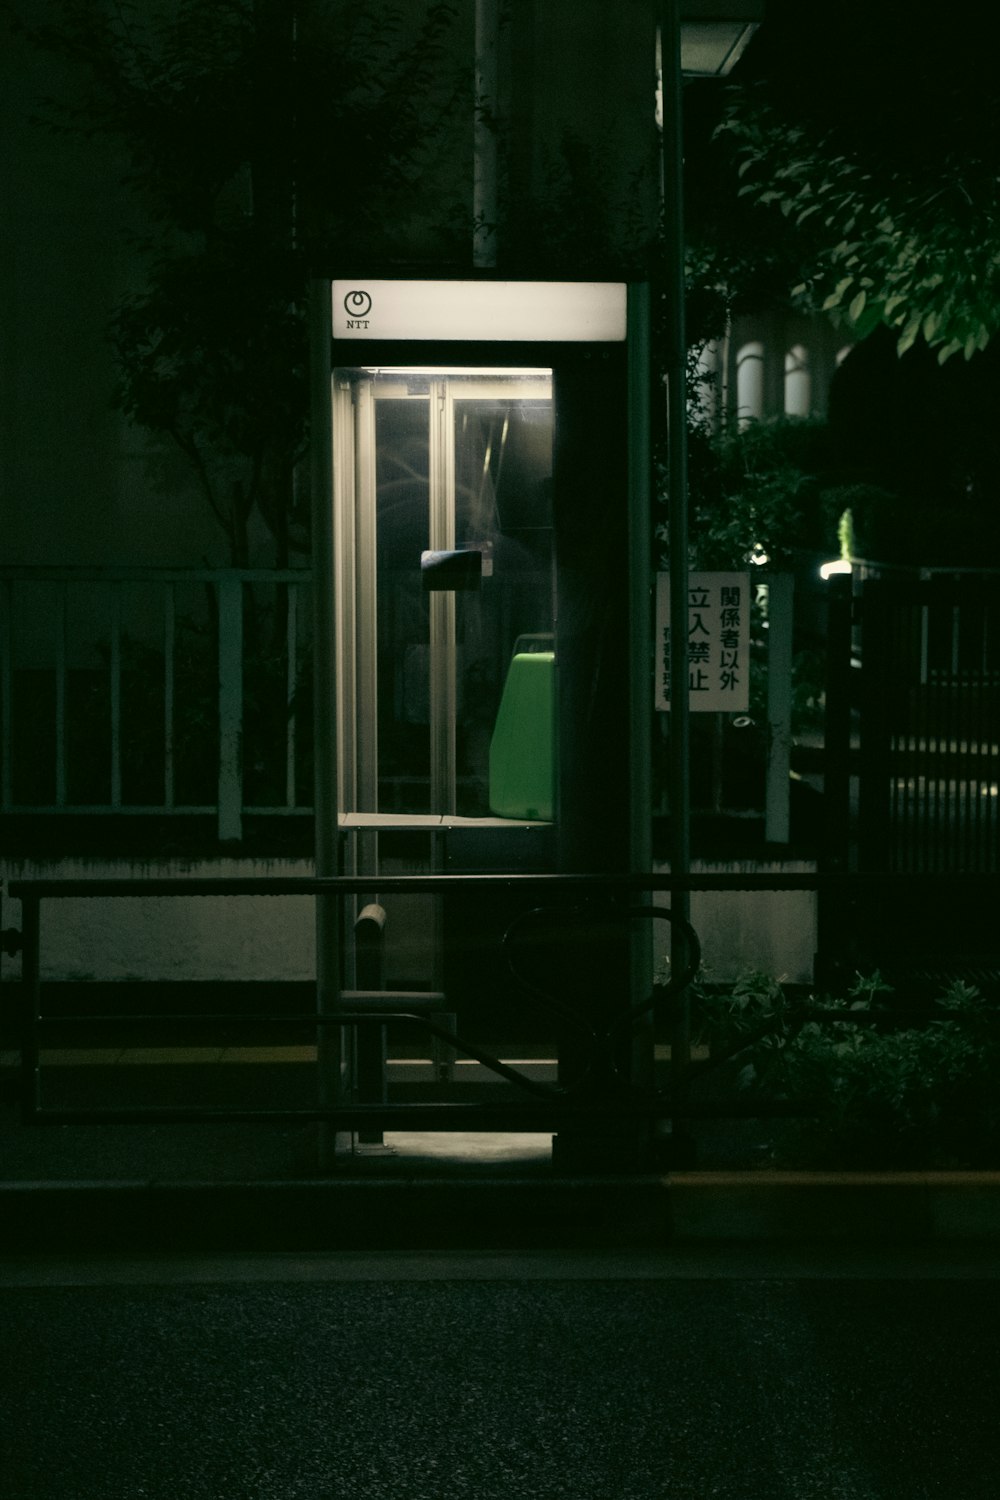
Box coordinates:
[1,858,317,984]
[669,861,818,986]
[2,855,818,987]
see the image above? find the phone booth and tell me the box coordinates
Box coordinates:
[311,278,663,1169]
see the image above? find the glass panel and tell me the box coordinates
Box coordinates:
[374,392,431,812]
[452,385,554,815]
[335,368,554,819]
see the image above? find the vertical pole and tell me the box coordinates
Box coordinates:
[20,892,41,1123]
[429,380,457,815]
[164,583,175,810]
[661,1,692,1093]
[310,279,346,1164]
[353,377,379,889]
[627,284,655,1104]
[54,584,67,808]
[354,903,387,1147]
[286,582,297,808]
[765,572,794,844]
[817,570,853,988]
[427,381,455,1032]
[110,583,122,810]
[216,574,243,842]
[1,580,11,811]
[628,283,653,878]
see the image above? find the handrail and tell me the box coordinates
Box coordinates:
[7,871,704,1127]
[0,566,311,582]
[10,867,1000,1133]
[10,870,1000,898]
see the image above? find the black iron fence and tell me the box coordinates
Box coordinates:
[6,870,1000,1140]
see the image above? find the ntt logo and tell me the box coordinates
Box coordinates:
[344,289,372,325]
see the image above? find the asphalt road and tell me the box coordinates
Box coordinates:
[2,1251,999,1499]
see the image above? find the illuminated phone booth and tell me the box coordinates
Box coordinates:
[313,278,655,1167]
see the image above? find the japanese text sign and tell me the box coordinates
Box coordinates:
[656,571,750,712]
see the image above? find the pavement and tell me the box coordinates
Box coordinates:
[5,1048,1000,1498]
[2,1246,1000,1500]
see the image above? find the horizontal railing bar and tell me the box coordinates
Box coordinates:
[21,1098,825,1128]
[31,1008,448,1027]
[0,805,313,816]
[0,566,312,584]
[1,805,218,816]
[10,871,1000,899]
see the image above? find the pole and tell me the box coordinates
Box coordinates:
[660,1,692,1094]
[628,282,655,1111]
[309,278,346,1165]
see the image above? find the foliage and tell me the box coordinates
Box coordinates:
[684,416,837,572]
[11,0,464,566]
[695,969,1000,1168]
[716,86,1000,364]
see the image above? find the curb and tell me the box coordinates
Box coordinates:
[666,1171,1000,1242]
[4,1173,1000,1252]
[0,1175,671,1253]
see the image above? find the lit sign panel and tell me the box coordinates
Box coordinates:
[656,571,751,712]
[332,279,627,342]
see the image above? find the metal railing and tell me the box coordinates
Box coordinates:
[8,868,1000,1133]
[5,870,699,1130]
[0,567,313,840]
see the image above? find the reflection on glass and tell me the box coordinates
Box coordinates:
[452,391,553,814]
[336,369,554,818]
[375,395,431,810]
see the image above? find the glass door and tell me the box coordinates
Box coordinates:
[333,368,555,834]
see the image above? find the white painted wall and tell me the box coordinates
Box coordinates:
[2,855,819,987]
[653,860,817,986]
[1,858,316,983]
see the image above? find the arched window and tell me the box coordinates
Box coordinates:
[735,340,764,427]
[784,343,811,416]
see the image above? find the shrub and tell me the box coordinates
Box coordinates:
[694,971,1000,1168]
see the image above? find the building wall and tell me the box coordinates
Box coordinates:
[697,310,851,429]
[0,8,244,569]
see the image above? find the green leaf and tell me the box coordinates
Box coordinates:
[848,289,867,322]
[897,317,921,355]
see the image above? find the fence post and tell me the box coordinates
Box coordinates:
[217,575,243,842]
[1,580,12,811]
[19,891,41,1123]
[816,571,853,988]
[765,572,794,844]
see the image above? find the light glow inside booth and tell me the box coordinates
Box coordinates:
[334,363,557,828]
[313,278,657,1164]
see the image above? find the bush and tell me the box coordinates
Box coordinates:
[694,971,1000,1168]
